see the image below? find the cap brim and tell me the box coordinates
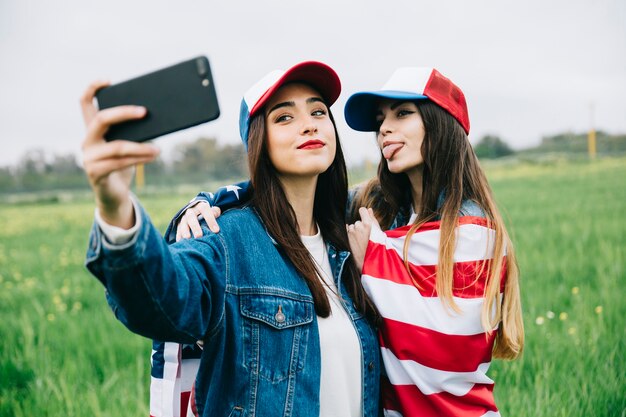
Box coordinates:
[344,91,428,132]
[250,61,341,117]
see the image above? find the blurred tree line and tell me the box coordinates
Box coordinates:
[521,130,626,155]
[0,137,248,194]
[472,130,626,159]
[2,131,625,194]
[473,135,515,159]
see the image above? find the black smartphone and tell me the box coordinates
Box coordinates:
[95,56,220,142]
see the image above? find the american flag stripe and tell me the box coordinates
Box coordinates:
[383,377,500,417]
[380,318,495,372]
[179,359,200,392]
[150,342,181,417]
[371,218,499,264]
[381,348,494,396]
[363,275,490,335]
[384,216,491,236]
[364,217,504,416]
[150,343,199,417]
[363,243,500,298]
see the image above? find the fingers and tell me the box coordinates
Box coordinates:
[83,155,155,186]
[358,206,369,221]
[80,80,110,125]
[346,221,367,273]
[198,203,221,233]
[367,207,382,230]
[358,206,374,224]
[82,140,159,184]
[347,220,369,235]
[176,202,222,241]
[182,209,203,239]
[83,106,147,146]
[347,207,374,250]
[175,215,191,242]
[83,139,160,163]
[81,80,147,147]
[356,206,381,231]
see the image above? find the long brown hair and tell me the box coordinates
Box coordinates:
[247,103,379,324]
[351,101,523,359]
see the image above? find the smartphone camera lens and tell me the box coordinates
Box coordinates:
[196,58,208,77]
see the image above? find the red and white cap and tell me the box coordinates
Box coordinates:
[239,61,341,148]
[344,67,470,134]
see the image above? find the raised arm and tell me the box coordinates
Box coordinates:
[81,81,225,343]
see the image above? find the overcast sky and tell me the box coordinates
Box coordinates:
[1,0,625,167]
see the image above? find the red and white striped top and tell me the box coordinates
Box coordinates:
[362,216,505,417]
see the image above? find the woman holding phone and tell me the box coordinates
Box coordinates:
[81,61,380,417]
[174,67,524,417]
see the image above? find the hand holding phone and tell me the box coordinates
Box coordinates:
[80,79,161,228]
[95,56,220,142]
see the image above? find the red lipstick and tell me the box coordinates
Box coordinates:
[297,140,325,150]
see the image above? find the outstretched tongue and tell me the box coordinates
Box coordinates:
[383,143,403,159]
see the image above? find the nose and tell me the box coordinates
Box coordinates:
[378,117,393,137]
[301,116,318,136]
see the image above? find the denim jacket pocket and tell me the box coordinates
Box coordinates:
[240,292,314,383]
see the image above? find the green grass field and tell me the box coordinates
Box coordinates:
[1,157,624,416]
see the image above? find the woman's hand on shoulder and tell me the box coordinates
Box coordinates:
[347,207,379,273]
[80,80,160,228]
[176,201,222,241]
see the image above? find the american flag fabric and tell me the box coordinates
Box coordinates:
[150,341,201,417]
[362,216,505,417]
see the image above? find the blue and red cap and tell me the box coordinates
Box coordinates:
[239,61,341,148]
[344,67,470,135]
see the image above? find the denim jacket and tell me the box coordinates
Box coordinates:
[85,204,380,417]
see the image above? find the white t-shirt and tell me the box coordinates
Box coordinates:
[301,230,363,417]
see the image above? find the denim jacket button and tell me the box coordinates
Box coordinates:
[368,361,375,371]
[275,305,285,323]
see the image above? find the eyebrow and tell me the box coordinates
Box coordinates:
[267,97,325,115]
[390,101,411,110]
[376,100,412,116]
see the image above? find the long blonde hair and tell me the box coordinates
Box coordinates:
[350,101,523,359]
